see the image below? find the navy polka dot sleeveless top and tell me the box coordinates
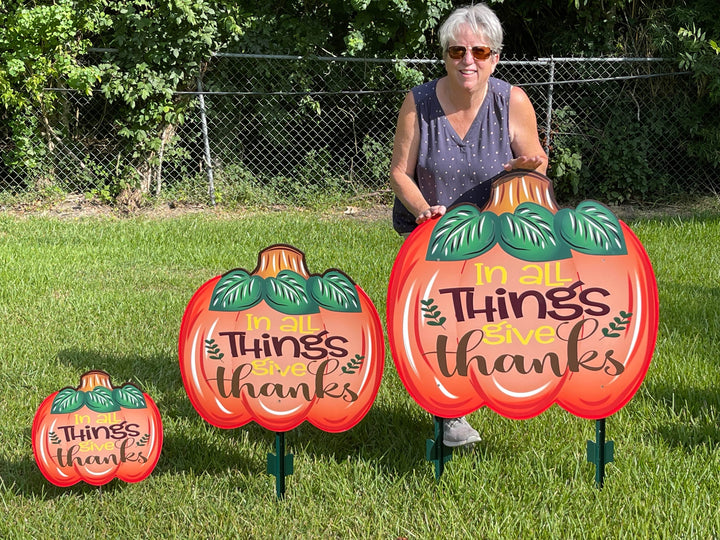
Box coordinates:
[392,77,514,234]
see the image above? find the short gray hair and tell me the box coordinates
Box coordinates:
[438,4,504,54]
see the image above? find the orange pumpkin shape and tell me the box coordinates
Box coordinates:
[387,170,658,420]
[178,244,384,433]
[32,370,163,487]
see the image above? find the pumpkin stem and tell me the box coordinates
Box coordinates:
[252,245,311,279]
[78,370,114,392]
[482,170,559,214]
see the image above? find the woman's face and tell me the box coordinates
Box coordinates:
[444,24,499,94]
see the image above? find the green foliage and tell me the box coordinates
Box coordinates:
[487,0,629,56]
[426,200,624,261]
[680,101,720,168]
[677,24,720,98]
[199,159,354,210]
[601,310,633,338]
[208,165,272,207]
[392,61,426,89]
[0,0,243,196]
[489,0,720,179]
[90,0,243,195]
[96,0,240,133]
[671,14,720,169]
[587,115,655,204]
[550,146,582,199]
[234,0,453,58]
[0,0,107,177]
[343,0,454,57]
[547,106,583,200]
[551,100,681,205]
[359,134,393,189]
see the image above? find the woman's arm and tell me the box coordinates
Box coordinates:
[389,91,446,224]
[506,85,548,174]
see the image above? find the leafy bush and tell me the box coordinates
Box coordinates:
[359,134,393,191]
[547,106,583,201]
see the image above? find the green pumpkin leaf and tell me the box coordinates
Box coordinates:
[498,203,571,262]
[308,271,361,312]
[113,385,147,409]
[84,387,120,413]
[264,270,319,314]
[209,270,264,311]
[556,202,627,255]
[426,205,498,261]
[51,388,85,414]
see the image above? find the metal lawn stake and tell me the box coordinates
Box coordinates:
[586,418,614,488]
[426,417,453,480]
[267,431,294,499]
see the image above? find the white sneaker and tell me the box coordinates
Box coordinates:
[442,417,481,448]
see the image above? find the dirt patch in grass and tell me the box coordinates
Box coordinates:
[0,194,395,222]
[3,193,718,223]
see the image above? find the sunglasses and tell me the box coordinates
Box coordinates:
[446,45,496,61]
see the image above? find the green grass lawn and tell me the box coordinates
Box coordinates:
[1,208,719,538]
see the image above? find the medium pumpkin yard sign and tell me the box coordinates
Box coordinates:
[32,370,163,487]
[387,170,659,482]
[179,244,384,497]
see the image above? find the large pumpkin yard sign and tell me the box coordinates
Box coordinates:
[179,245,384,433]
[387,170,659,420]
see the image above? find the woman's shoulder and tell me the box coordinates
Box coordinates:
[411,79,439,104]
[488,76,512,95]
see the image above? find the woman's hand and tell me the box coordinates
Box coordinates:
[416,205,446,225]
[503,155,545,171]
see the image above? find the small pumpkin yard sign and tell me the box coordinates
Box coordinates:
[178,244,384,433]
[387,170,659,421]
[32,370,163,487]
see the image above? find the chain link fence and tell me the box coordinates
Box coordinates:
[0,53,714,207]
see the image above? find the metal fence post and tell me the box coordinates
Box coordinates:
[197,76,216,206]
[543,56,555,159]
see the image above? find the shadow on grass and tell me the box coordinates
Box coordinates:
[281,400,434,477]
[656,282,720,339]
[46,348,433,483]
[0,449,140,499]
[641,382,720,451]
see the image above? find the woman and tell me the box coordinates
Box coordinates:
[389,3,548,447]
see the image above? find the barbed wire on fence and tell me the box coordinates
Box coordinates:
[0,54,712,207]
